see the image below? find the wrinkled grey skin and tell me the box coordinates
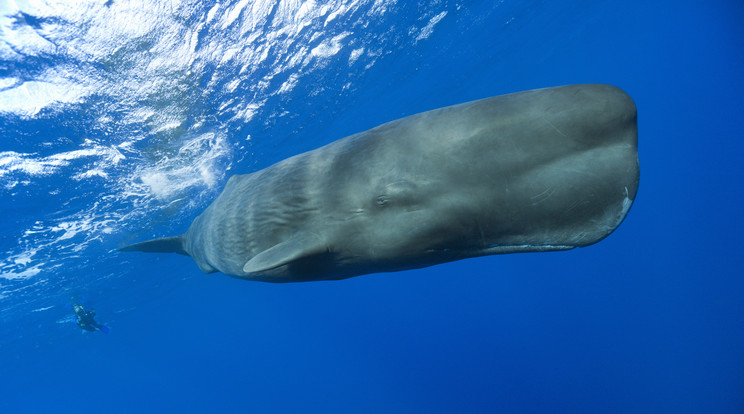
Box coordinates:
[121,84,639,282]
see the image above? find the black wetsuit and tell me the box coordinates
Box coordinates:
[73,305,105,332]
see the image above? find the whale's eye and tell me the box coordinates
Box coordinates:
[376,195,389,207]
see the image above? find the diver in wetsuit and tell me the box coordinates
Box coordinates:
[72,304,109,333]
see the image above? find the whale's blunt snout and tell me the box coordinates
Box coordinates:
[590,84,637,134]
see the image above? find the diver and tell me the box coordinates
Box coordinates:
[72,304,109,333]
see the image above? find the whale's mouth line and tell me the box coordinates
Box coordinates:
[485,243,575,249]
[426,244,576,254]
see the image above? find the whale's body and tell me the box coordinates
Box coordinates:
[121,84,639,282]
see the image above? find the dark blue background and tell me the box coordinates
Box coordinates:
[1,1,743,413]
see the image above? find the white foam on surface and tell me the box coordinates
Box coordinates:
[1,249,43,281]
[132,132,231,201]
[415,11,447,42]
[311,31,351,58]
[0,145,125,178]
[349,47,364,65]
[0,79,90,116]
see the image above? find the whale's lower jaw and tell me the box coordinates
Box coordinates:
[232,244,578,283]
[471,244,576,255]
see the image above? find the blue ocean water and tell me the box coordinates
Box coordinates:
[1,0,743,412]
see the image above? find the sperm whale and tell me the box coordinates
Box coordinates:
[120,84,640,282]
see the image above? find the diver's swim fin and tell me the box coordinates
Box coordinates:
[100,325,110,334]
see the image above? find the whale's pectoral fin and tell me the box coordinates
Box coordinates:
[243,233,328,274]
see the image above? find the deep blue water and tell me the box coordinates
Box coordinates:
[1,0,743,412]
